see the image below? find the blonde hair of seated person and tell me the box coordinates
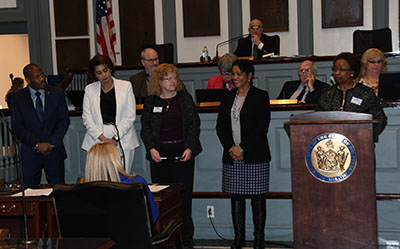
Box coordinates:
[85,142,135,182]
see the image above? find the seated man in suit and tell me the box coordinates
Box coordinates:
[234,18,279,59]
[277,60,330,104]
[12,64,70,186]
[129,47,159,104]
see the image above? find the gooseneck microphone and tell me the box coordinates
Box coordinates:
[215,34,247,61]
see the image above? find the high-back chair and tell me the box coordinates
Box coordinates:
[53,181,183,249]
[353,27,392,54]
[269,35,280,55]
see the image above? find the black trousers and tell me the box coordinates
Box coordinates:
[150,142,195,243]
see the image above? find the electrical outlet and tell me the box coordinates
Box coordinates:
[207,205,214,218]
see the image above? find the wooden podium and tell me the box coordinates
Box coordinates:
[285,111,378,249]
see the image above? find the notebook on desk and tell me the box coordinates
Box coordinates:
[378,72,400,101]
[195,89,228,103]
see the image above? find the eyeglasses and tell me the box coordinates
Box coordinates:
[249,25,262,30]
[221,71,232,77]
[162,76,178,81]
[332,67,352,73]
[143,57,159,63]
[367,60,383,64]
[299,69,313,74]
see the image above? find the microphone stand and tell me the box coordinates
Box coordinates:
[215,34,247,62]
[7,74,33,244]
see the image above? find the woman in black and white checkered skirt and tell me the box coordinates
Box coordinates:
[216,60,271,249]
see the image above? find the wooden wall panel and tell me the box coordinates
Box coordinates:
[56,39,90,74]
[54,0,88,36]
[250,0,288,32]
[119,0,155,65]
[182,0,220,37]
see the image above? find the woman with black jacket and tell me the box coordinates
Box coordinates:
[141,63,202,249]
[216,60,271,249]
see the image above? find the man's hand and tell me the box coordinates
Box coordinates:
[37,142,54,155]
[306,74,316,92]
[252,35,262,46]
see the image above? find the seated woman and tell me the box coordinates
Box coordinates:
[85,142,159,224]
[356,48,387,96]
[316,52,387,142]
[207,53,237,90]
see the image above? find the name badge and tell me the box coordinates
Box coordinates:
[350,96,362,106]
[153,106,163,113]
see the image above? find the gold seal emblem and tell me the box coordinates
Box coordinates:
[305,133,357,183]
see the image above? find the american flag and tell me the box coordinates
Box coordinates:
[96,0,116,63]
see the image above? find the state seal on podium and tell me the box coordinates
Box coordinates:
[305,133,357,183]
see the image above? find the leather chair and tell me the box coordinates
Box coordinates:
[53,181,183,249]
[353,27,392,54]
[270,35,280,55]
[143,43,174,64]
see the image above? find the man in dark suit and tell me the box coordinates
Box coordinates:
[13,64,70,186]
[234,18,279,58]
[129,47,159,104]
[277,60,330,104]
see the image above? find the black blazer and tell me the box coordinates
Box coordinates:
[234,34,279,57]
[140,91,202,160]
[13,85,70,164]
[277,79,330,104]
[216,85,271,164]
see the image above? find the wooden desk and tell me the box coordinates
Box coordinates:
[0,184,183,239]
[0,238,115,249]
[152,184,184,233]
[0,196,56,238]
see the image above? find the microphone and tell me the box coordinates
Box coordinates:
[215,34,247,61]
[9,73,14,81]
[111,123,126,171]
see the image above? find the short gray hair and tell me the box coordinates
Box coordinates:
[218,53,237,73]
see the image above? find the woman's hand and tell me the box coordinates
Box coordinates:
[98,134,117,146]
[180,149,192,162]
[150,148,162,163]
[229,145,244,161]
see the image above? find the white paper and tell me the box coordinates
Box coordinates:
[0,0,17,8]
[11,188,53,197]
[149,185,169,193]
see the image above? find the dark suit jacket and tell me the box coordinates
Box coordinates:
[129,70,148,103]
[234,34,279,58]
[12,85,70,176]
[277,79,330,104]
[216,85,271,164]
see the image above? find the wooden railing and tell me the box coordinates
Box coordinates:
[192,192,400,201]
[0,112,19,182]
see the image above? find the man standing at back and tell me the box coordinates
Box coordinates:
[129,47,159,103]
[12,64,70,186]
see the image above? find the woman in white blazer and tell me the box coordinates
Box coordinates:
[82,55,139,174]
